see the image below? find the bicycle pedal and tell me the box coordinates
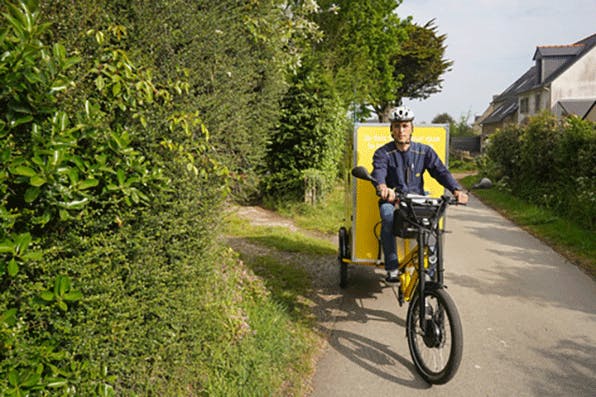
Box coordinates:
[384,277,401,286]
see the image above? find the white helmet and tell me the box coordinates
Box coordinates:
[389,106,415,122]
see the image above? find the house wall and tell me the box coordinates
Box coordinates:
[481,113,517,138]
[550,47,596,107]
[481,123,500,137]
[517,88,550,121]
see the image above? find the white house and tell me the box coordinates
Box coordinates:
[478,33,595,137]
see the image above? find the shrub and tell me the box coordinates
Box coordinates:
[263,63,349,203]
[481,113,595,229]
[0,2,225,393]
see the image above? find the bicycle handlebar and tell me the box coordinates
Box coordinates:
[351,166,466,206]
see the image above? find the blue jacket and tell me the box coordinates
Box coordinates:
[371,141,461,198]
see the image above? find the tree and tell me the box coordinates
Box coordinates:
[390,19,452,109]
[432,113,475,136]
[451,112,476,137]
[263,60,348,201]
[313,0,408,119]
[432,113,455,124]
[313,3,452,122]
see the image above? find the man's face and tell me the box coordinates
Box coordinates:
[391,121,413,144]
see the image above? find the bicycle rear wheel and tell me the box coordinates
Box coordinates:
[338,227,349,288]
[406,287,463,384]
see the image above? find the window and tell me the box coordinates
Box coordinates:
[534,94,541,113]
[520,97,529,114]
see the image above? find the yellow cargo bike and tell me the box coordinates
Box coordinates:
[338,123,463,384]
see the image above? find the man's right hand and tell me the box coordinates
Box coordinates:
[377,184,396,202]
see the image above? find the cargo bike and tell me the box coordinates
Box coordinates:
[338,123,463,384]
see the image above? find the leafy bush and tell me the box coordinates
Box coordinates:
[263,63,349,202]
[0,1,224,394]
[481,113,595,229]
[95,0,321,204]
[482,123,523,180]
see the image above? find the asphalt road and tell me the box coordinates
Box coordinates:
[309,195,596,397]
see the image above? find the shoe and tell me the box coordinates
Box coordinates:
[385,269,400,284]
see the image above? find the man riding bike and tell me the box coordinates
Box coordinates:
[371,106,469,283]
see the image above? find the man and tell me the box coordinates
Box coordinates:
[371,106,468,283]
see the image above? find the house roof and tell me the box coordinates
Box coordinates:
[481,67,535,125]
[481,33,596,126]
[557,99,596,118]
[538,33,596,86]
[494,66,537,102]
[533,44,583,59]
[481,99,518,125]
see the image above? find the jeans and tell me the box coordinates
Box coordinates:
[379,202,398,271]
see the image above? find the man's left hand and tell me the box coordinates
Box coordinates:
[454,190,469,204]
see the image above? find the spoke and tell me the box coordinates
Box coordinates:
[411,295,452,373]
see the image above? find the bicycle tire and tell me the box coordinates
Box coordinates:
[338,227,349,288]
[406,287,463,384]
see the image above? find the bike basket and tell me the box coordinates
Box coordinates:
[393,207,417,238]
[392,201,440,238]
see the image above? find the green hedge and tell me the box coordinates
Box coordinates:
[0,2,226,394]
[481,113,595,230]
[263,62,349,203]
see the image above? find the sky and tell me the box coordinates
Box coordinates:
[396,0,596,124]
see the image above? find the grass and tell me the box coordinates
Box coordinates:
[460,174,595,278]
[227,215,336,255]
[222,215,336,396]
[273,184,347,235]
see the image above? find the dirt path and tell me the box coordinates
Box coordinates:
[226,204,344,335]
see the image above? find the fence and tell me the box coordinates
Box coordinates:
[450,136,481,153]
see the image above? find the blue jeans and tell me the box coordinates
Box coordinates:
[379,202,398,271]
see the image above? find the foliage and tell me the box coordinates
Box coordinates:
[432,113,455,124]
[313,2,452,121]
[262,62,349,202]
[480,113,595,230]
[108,0,321,204]
[450,112,476,137]
[313,0,408,120]
[0,1,223,394]
[449,157,477,172]
[432,112,476,137]
[389,19,453,109]
[0,0,474,394]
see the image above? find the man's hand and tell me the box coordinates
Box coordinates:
[454,190,469,204]
[377,184,396,203]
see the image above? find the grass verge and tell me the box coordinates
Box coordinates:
[273,184,346,235]
[460,174,595,278]
[222,215,335,396]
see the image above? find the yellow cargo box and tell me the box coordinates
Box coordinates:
[345,123,450,265]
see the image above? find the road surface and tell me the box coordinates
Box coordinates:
[309,195,596,396]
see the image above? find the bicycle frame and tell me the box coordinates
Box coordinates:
[395,195,450,332]
[346,166,464,384]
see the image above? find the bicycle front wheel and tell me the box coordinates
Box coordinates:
[406,287,463,384]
